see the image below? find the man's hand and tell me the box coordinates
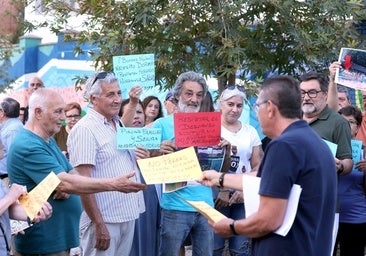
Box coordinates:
[229,191,244,205]
[209,217,233,238]
[159,140,177,154]
[128,86,143,104]
[7,184,27,202]
[33,202,53,223]
[52,189,70,200]
[215,190,230,209]
[134,146,150,160]
[113,172,147,193]
[198,170,221,187]
[94,222,111,251]
[329,61,341,80]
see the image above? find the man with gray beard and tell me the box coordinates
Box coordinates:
[299,71,353,255]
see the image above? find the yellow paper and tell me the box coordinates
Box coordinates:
[137,147,202,184]
[185,200,227,223]
[18,172,61,220]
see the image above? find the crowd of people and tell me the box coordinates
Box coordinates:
[0,62,364,256]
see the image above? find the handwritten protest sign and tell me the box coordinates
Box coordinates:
[335,48,366,90]
[185,200,227,223]
[18,172,61,220]
[113,53,155,94]
[117,127,161,149]
[174,112,221,147]
[137,147,202,184]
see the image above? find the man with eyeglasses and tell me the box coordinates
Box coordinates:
[299,71,353,255]
[67,72,148,256]
[199,75,337,256]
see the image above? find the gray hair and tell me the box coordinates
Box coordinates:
[28,88,53,120]
[84,72,119,102]
[0,97,20,118]
[337,85,349,99]
[172,71,208,99]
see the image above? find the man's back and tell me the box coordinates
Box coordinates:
[254,120,337,256]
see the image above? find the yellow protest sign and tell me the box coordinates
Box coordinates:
[137,147,202,184]
[185,200,227,223]
[18,172,61,220]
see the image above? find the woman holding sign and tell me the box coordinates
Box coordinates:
[214,85,263,256]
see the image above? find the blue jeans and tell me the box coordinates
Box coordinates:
[214,203,251,256]
[159,209,213,256]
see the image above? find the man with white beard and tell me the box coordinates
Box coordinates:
[152,71,229,256]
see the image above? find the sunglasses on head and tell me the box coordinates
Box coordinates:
[91,71,114,87]
[226,85,245,93]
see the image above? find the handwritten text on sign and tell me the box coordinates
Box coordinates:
[113,54,155,92]
[19,172,61,220]
[117,127,162,149]
[137,147,202,184]
[174,112,221,147]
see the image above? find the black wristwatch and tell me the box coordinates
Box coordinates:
[229,219,238,236]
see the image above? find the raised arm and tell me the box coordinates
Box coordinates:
[327,61,341,111]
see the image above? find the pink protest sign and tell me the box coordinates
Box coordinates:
[174,112,221,147]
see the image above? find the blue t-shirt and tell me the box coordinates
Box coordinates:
[253,120,337,256]
[7,128,82,254]
[338,167,366,223]
[152,114,214,211]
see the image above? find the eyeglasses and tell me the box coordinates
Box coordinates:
[252,100,268,114]
[91,71,113,87]
[301,90,322,99]
[66,114,81,119]
[226,85,245,93]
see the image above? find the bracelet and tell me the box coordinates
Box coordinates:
[229,219,238,236]
[218,173,226,188]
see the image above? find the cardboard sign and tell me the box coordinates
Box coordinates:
[113,53,155,94]
[137,147,202,184]
[117,127,161,149]
[18,172,61,220]
[174,112,221,147]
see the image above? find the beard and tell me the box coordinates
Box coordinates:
[302,103,316,115]
[178,99,200,113]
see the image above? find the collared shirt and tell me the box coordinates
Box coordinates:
[67,108,145,226]
[308,106,352,160]
[0,118,23,175]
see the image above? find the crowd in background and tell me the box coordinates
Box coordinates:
[0,62,364,256]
